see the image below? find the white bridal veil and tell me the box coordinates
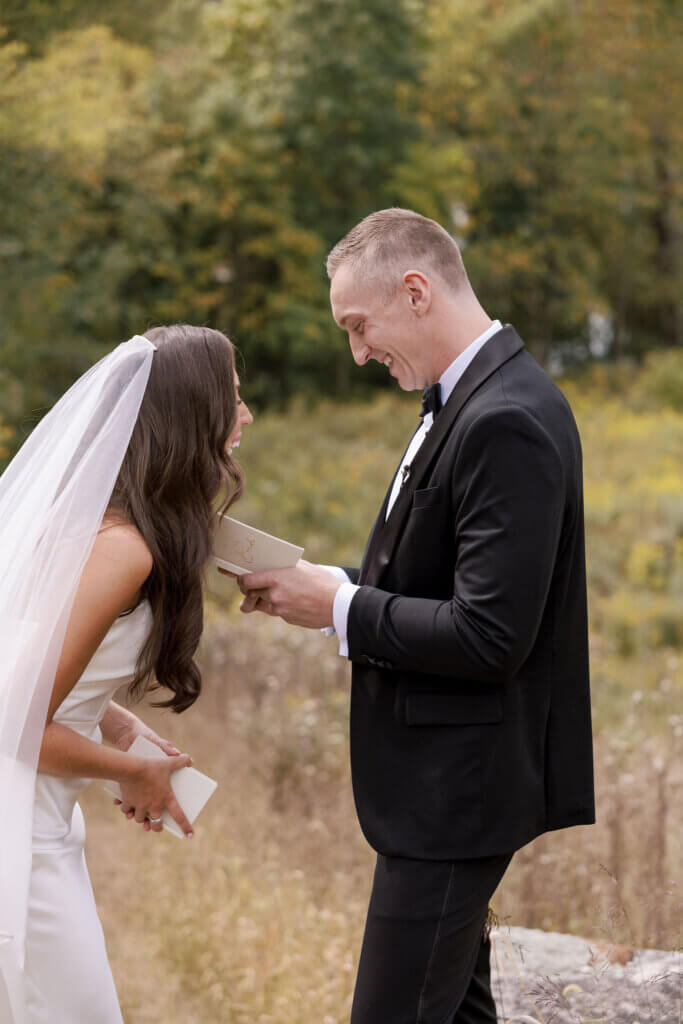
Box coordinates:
[0,335,155,1022]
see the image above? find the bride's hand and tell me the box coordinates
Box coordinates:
[108,706,181,758]
[118,755,195,837]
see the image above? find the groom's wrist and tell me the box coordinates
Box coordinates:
[317,565,349,633]
[333,581,359,656]
[319,564,351,585]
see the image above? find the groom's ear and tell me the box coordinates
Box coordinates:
[402,271,431,316]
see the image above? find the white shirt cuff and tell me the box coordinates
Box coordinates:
[333,581,360,658]
[318,565,352,638]
[319,565,352,584]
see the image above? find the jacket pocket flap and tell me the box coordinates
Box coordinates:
[412,486,441,510]
[405,692,503,725]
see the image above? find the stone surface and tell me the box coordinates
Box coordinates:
[490,926,681,1023]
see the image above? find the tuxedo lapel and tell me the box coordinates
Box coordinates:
[360,326,525,588]
[357,476,394,581]
[357,424,421,581]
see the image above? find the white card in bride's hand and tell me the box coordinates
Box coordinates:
[104,735,217,838]
[211,514,304,575]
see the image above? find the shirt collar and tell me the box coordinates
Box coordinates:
[439,320,503,406]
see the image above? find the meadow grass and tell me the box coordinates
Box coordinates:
[83,353,682,1021]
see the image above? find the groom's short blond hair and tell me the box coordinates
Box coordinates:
[326,208,469,300]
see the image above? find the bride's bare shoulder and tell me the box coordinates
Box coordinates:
[94,514,153,580]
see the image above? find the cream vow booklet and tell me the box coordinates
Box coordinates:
[211,514,304,575]
[104,735,218,838]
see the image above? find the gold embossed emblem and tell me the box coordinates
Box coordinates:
[233,535,256,564]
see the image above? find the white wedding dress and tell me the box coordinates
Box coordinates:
[24,599,153,1023]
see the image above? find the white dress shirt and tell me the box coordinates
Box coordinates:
[327,320,503,657]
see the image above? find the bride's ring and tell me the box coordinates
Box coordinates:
[147,815,164,825]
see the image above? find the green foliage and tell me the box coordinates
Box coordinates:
[420,0,682,362]
[0,0,680,448]
[0,0,164,52]
[635,349,683,412]
[0,0,435,429]
[274,0,423,244]
[546,356,682,674]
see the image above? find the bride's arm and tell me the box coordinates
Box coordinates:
[37,524,194,836]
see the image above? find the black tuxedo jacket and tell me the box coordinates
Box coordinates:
[344,326,595,860]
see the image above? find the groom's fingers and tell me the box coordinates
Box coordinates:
[237,572,273,613]
[240,570,278,593]
[239,591,259,612]
[241,596,277,616]
[240,593,263,613]
[240,570,285,611]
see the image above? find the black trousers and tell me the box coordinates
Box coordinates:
[350,852,513,1024]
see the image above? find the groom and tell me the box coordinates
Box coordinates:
[237,208,595,1023]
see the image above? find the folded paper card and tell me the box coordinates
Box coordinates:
[211,514,304,575]
[104,735,218,838]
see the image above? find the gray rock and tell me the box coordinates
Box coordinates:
[490,926,681,1023]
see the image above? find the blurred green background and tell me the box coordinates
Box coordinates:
[1,0,681,456]
[2,4,682,1017]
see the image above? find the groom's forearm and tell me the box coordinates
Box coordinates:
[317,566,362,654]
[347,587,530,682]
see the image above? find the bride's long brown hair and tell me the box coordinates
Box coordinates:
[107,325,243,712]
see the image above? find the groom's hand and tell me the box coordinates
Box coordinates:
[237,559,340,628]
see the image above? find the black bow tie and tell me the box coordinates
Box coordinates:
[420,383,442,420]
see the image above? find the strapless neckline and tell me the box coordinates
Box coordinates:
[118,598,151,619]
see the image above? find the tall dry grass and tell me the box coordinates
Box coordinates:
[80,355,682,1020]
[82,608,681,1023]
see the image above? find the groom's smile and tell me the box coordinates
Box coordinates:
[330,263,432,392]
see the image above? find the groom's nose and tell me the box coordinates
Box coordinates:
[350,338,371,366]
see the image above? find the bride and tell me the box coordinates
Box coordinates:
[0,325,253,1022]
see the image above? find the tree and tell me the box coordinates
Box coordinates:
[420,0,682,363]
[0,26,152,443]
[575,0,682,356]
